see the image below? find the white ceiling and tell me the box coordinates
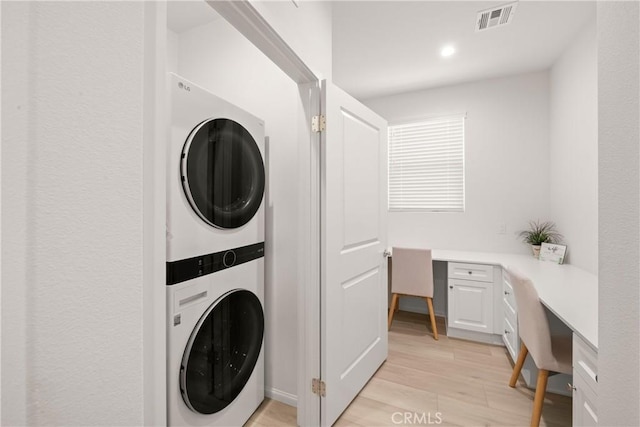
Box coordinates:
[333,1,596,100]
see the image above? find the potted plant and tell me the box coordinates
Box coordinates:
[518,220,563,258]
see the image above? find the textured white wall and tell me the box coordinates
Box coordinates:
[364,72,551,255]
[549,22,598,274]
[2,2,145,424]
[0,2,3,423]
[597,2,640,425]
[173,18,301,402]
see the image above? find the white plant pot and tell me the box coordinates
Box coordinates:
[532,245,541,258]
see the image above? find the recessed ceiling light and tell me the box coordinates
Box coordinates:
[441,46,455,57]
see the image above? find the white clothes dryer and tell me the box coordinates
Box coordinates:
[167,257,264,427]
[167,73,265,265]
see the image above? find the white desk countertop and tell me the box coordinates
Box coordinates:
[430,249,598,351]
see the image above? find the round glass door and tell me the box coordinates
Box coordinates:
[181,118,265,229]
[180,289,264,414]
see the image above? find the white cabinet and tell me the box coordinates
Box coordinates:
[501,269,520,361]
[573,372,598,426]
[572,333,598,426]
[447,263,494,334]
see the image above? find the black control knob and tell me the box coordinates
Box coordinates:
[223,250,237,268]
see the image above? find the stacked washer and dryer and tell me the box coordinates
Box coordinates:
[166,73,266,426]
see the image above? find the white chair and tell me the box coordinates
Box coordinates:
[388,247,438,340]
[508,269,572,427]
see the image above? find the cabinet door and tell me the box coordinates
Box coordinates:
[448,279,493,333]
[573,372,598,426]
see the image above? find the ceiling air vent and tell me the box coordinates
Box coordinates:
[476,2,518,32]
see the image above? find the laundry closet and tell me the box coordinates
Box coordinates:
[166,1,306,424]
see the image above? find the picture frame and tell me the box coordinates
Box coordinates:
[539,243,567,264]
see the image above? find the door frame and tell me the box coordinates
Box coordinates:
[206,4,322,425]
[145,1,323,425]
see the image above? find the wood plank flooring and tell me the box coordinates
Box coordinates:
[247,310,571,426]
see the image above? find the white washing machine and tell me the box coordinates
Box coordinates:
[167,259,264,426]
[166,73,265,426]
[166,72,265,265]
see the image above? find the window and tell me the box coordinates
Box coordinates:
[388,115,465,212]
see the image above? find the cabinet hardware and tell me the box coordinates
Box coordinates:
[449,286,453,289]
[504,330,510,334]
[504,290,510,295]
[567,383,576,391]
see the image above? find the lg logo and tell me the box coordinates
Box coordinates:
[177,81,191,92]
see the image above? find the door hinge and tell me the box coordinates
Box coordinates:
[312,115,326,133]
[311,378,326,397]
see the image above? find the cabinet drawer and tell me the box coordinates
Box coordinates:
[503,277,517,316]
[573,368,598,426]
[573,334,598,393]
[502,268,510,284]
[448,262,494,283]
[503,315,518,361]
[503,302,517,331]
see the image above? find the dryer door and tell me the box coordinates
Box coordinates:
[180,289,264,414]
[182,118,265,229]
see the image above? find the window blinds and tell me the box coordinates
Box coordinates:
[388,115,465,212]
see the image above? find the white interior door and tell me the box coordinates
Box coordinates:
[320,80,388,426]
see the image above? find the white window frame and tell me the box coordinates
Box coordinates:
[388,114,466,213]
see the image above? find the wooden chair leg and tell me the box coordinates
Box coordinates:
[388,293,399,330]
[509,342,529,387]
[425,297,438,340]
[530,369,549,427]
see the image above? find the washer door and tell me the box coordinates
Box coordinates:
[180,289,264,414]
[182,118,265,229]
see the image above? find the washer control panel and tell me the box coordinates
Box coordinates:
[166,242,264,285]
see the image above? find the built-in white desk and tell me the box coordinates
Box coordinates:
[431,249,598,350]
[425,249,599,426]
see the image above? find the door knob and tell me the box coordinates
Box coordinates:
[383,249,391,258]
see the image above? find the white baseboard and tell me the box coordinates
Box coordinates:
[399,298,446,318]
[265,387,298,407]
[447,327,504,346]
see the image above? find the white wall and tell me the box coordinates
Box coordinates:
[2,0,328,421]
[365,72,551,255]
[250,0,332,79]
[549,22,598,274]
[171,18,301,403]
[2,2,146,425]
[167,29,179,74]
[597,2,639,425]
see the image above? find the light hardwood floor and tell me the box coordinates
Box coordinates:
[247,310,571,427]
